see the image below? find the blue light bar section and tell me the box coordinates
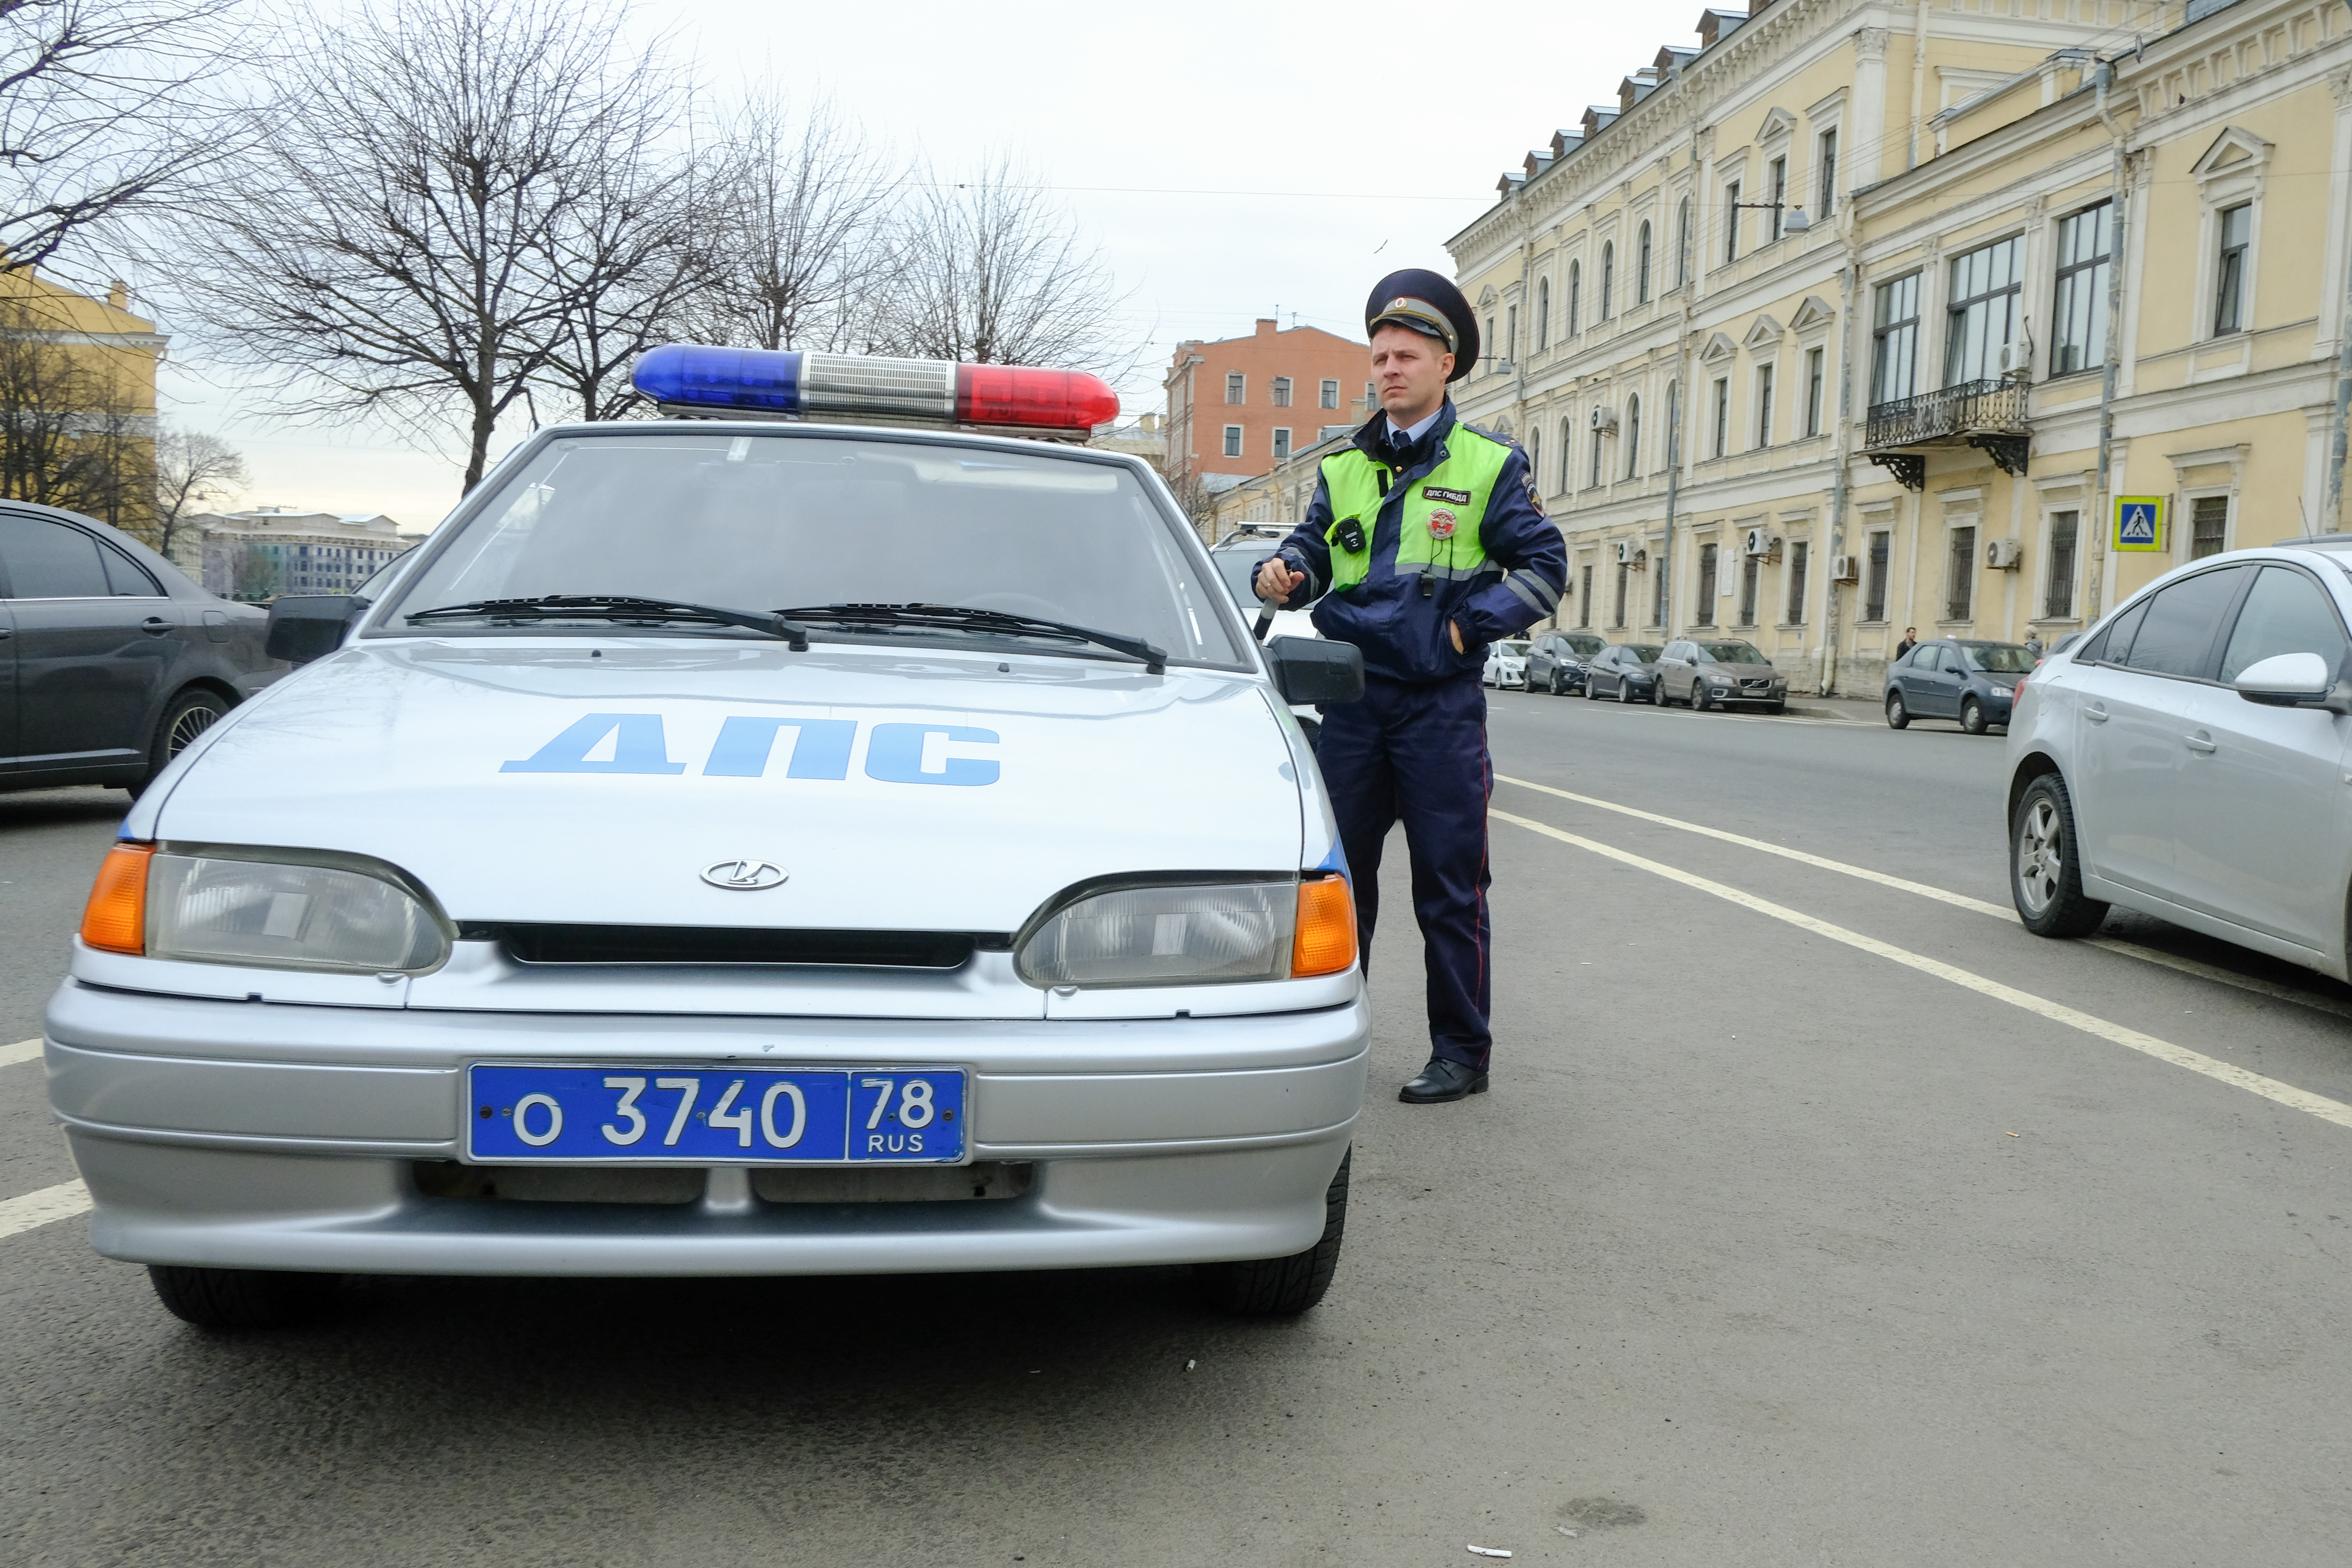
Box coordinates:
[632,344,804,413]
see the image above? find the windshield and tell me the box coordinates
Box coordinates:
[1210,550,1266,609]
[382,432,1244,666]
[1495,641,1530,656]
[1961,642,2035,673]
[1566,635,1607,656]
[1624,644,1663,661]
[1699,642,1769,664]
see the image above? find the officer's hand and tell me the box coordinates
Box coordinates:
[1255,559,1304,602]
[1449,621,1464,653]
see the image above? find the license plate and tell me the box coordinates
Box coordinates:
[466,1066,968,1164]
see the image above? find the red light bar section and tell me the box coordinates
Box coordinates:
[956,365,1119,432]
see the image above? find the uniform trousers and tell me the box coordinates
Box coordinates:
[1316,672,1493,1069]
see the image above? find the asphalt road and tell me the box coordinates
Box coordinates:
[7,691,2352,1567]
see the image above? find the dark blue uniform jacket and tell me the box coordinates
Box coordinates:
[1260,401,1567,685]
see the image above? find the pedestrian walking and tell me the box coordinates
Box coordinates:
[1254,270,1568,1104]
[2024,629,2044,659]
[1894,626,1919,660]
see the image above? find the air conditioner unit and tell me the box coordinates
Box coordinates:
[1589,406,1620,434]
[1997,341,2032,376]
[1743,528,1781,559]
[1614,540,1646,565]
[1986,537,2024,570]
[1830,553,1860,583]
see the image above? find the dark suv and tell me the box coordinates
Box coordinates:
[1526,630,1610,695]
[1,502,282,795]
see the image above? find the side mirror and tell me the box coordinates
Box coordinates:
[265,594,367,665]
[2234,651,2334,706]
[1266,635,1365,706]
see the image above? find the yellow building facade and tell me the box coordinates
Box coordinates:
[1446,0,2352,693]
[0,266,167,544]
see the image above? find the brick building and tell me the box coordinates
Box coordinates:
[1163,319,1369,494]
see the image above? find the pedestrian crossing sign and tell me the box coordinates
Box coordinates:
[2112,496,2166,551]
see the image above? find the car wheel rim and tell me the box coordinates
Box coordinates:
[167,705,219,758]
[2016,797,2062,917]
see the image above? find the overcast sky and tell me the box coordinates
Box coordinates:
[146,0,1699,530]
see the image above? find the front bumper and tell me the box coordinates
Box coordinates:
[44,979,1367,1276]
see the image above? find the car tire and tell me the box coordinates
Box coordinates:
[1199,1147,1348,1316]
[148,1265,339,1330]
[2010,773,2109,938]
[133,688,230,797]
[1692,684,1712,712]
[1960,696,1988,735]
[1615,680,1631,703]
[1549,669,1564,695]
[1885,691,1910,730]
[1584,678,1600,700]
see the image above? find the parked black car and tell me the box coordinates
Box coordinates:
[1883,637,2032,734]
[1526,630,1611,694]
[1583,642,1664,702]
[0,501,282,795]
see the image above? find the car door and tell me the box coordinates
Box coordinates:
[0,511,183,776]
[0,597,16,773]
[1656,641,1687,702]
[2071,565,2251,902]
[2170,564,2352,950]
[1910,645,1959,716]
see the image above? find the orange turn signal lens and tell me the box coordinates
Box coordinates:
[1291,873,1358,978]
[79,842,153,955]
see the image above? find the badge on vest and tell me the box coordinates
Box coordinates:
[1427,508,1458,540]
[1421,485,1472,505]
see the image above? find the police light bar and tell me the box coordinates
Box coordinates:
[631,345,1119,438]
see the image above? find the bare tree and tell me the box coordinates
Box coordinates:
[532,142,710,422]
[688,92,894,354]
[873,155,1133,375]
[152,426,245,559]
[164,0,684,490]
[0,0,238,271]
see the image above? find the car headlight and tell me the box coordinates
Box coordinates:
[1016,875,1355,988]
[79,843,450,973]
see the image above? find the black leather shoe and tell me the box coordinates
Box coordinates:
[1398,1056,1489,1104]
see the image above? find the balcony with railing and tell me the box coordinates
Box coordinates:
[1862,377,2029,491]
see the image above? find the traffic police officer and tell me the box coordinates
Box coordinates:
[1255,270,1567,1104]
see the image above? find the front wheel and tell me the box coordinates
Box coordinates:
[1199,1148,1348,1316]
[133,688,229,796]
[1549,669,1564,695]
[1584,678,1601,701]
[1885,691,1910,730]
[149,1265,339,1330]
[1692,684,1712,712]
[2011,774,2109,937]
[1616,680,1631,704]
[1960,696,1988,735]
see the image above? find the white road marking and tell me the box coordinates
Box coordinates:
[1498,774,2352,1024]
[1,1038,43,1069]
[1492,806,2352,1132]
[0,1180,90,1241]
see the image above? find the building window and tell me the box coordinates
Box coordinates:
[1566,261,1582,334]
[1589,423,1604,487]
[1319,379,1339,410]
[1225,372,1245,404]
[1664,380,1679,469]
[1599,243,1614,320]
[1804,346,1824,436]
[1653,544,1670,626]
[1696,542,1719,625]
[1578,563,1594,628]
[1766,156,1787,243]
[1871,272,1921,404]
[1364,381,1374,408]
[1223,425,1242,458]
[1535,278,1550,349]
[1623,394,1642,479]
[1945,236,2022,385]
[1786,540,1809,624]
[1723,180,1741,263]
[1526,428,1541,497]
[2214,202,2252,335]
[1559,416,1574,492]
[1947,525,1978,621]
[1816,129,1837,218]
[1272,428,1292,461]
[1755,363,1775,448]
[1675,197,1692,286]
[1711,376,1730,458]
[2051,200,2112,377]
[1865,530,1891,621]
[1484,315,1495,371]
[1738,552,1760,626]
[1636,222,1653,304]
[1504,305,1518,364]
[1271,376,1292,407]
[1613,560,1630,627]
[2045,511,2079,619]
[2191,494,2230,558]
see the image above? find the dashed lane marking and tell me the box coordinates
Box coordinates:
[1497,774,2352,1024]
[2,1038,43,1069]
[1492,806,2352,1132]
[0,1180,90,1242]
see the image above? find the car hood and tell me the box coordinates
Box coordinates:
[143,638,1305,932]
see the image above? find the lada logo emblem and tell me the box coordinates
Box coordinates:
[700,859,788,890]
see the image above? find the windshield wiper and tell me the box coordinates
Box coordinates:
[405,595,810,650]
[779,603,1166,673]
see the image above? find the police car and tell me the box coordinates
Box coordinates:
[47,346,1370,1328]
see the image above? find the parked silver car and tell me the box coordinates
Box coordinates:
[1655,637,1788,712]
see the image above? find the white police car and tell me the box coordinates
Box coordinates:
[48,347,1369,1328]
